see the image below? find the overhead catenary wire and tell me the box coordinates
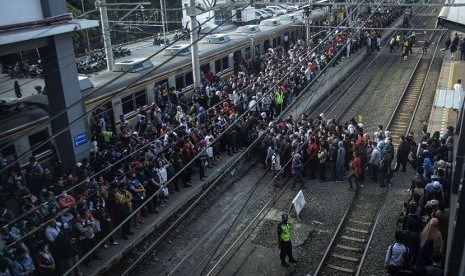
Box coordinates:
[4,3,406,274]
[123,2,401,274]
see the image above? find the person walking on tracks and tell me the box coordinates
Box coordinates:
[423,37,430,55]
[389,36,396,53]
[402,39,409,61]
[277,213,298,267]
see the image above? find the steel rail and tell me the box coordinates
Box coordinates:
[312,192,358,275]
[406,29,446,136]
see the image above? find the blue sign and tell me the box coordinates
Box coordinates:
[73,132,88,148]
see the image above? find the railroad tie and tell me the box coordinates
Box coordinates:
[331,253,359,262]
[327,264,354,274]
[341,235,366,243]
[336,244,363,252]
[349,219,372,226]
[345,227,369,234]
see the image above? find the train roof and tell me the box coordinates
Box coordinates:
[80,20,301,101]
[0,20,303,109]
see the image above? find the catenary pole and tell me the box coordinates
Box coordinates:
[187,0,202,88]
[97,0,114,71]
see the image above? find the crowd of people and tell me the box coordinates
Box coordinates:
[0,8,406,276]
[380,125,454,276]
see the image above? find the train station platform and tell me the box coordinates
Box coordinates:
[428,36,465,135]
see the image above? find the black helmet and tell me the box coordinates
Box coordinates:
[282,213,288,220]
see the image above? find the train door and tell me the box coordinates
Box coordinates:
[264,39,271,52]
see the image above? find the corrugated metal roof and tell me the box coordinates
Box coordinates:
[435,89,464,109]
[438,0,465,32]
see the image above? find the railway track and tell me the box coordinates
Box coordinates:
[314,22,440,276]
[387,28,443,148]
[313,190,387,275]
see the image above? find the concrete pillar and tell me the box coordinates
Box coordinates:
[39,0,88,168]
[39,34,89,168]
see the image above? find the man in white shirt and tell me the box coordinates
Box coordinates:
[453,79,464,109]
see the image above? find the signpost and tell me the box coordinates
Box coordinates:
[73,132,88,148]
[290,190,306,221]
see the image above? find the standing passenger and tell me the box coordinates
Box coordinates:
[348,151,362,191]
[336,141,346,182]
[291,153,305,190]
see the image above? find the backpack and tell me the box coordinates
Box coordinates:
[386,243,410,275]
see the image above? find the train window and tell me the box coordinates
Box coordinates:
[0,143,16,163]
[273,38,277,48]
[155,79,168,89]
[277,36,281,46]
[121,95,134,115]
[215,59,222,73]
[185,72,193,87]
[222,56,229,70]
[175,75,184,90]
[134,90,147,109]
[28,130,51,156]
[201,63,210,74]
[245,47,251,59]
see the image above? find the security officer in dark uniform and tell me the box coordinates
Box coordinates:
[277,213,298,267]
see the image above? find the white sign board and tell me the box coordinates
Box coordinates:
[291,190,306,220]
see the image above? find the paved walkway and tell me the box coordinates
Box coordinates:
[428,40,465,135]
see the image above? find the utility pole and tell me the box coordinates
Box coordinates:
[186,0,202,88]
[160,0,167,45]
[96,0,114,71]
[304,6,311,47]
[80,0,92,53]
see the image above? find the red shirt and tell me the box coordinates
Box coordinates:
[353,157,362,176]
[307,143,318,158]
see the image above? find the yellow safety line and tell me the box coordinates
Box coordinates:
[443,108,450,134]
[449,62,455,89]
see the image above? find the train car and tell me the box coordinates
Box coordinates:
[81,18,304,128]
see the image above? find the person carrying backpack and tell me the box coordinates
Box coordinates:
[385,230,410,275]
